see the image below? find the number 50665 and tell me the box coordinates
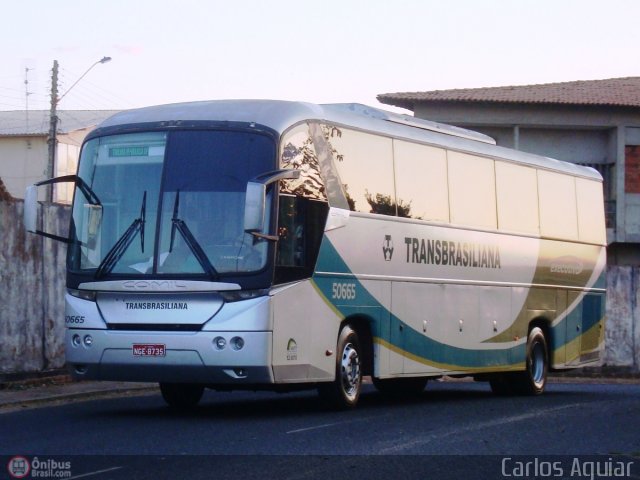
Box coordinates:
[332,282,356,300]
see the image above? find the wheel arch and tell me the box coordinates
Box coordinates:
[339,314,374,377]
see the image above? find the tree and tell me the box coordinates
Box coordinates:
[365,191,412,217]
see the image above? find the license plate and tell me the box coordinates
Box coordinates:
[133,344,166,357]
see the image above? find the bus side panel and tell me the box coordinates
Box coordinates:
[316,211,605,377]
[270,280,339,383]
[318,214,535,375]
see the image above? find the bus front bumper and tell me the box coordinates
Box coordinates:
[65,329,274,385]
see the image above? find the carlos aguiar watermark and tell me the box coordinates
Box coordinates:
[501,457,635,479]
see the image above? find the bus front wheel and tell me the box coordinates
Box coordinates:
[318,325,362,409]
[159,383,205,409]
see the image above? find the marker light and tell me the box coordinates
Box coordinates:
[214,337,227,350]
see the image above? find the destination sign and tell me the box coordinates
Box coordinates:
[109,146,149,157]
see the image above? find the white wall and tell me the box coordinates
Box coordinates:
[0,129,92,203]
[0,136,48,200]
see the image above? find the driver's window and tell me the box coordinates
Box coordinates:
[275,123,329,284]
[275,195,327,283]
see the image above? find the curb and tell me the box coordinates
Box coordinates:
[0,379,159,412]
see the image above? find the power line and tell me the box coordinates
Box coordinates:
[59,67,133,109]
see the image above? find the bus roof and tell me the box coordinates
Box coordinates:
[98,99,602,181]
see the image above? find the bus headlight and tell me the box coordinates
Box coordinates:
[72,334,81,347]
[220,289,268,302]
[83,335,93,347]
[67,288,97,302]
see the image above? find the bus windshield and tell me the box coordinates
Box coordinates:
[68,129,275,279]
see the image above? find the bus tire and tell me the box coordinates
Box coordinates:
[318,325,362,409]
[159,382,205,409]
[373,377,428,397]
[513,327,548,395]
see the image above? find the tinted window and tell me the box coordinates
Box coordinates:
[394,140,449,221]
[447,151,497,229]
[328,127,395,215]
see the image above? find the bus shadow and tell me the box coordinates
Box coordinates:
[95,381,597,421]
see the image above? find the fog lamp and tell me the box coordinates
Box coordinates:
[230,336,245,351]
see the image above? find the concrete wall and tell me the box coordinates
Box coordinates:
[0,200,69,374]
[0,199,638,374]
[605,266,640,369]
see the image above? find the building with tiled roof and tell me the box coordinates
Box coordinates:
[0,110,120,202]
[378,77,640,110]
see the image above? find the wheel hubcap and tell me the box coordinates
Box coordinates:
[340,342,361,400]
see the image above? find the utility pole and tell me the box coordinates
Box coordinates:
[24,67,32,133]
[47,60,59,203]
[45,56,111,203]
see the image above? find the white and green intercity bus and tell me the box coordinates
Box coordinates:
[24,100,606,409]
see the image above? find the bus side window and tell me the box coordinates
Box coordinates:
[275,194,328,284]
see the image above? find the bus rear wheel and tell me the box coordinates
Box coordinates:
[159,383,205,409]
[318,325,362,409]
[513,326,548,395]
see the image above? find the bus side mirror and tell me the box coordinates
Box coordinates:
[244,169,300,238]
[244,182,267,232]
[23,175,85,243]
[24,185,38,233]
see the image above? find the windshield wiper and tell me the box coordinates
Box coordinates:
[94,191,146,279]
[169,190,219,279]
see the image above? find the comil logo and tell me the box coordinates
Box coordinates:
[382,235,394,261]
[286,338,298,361]
[7,456,30,479]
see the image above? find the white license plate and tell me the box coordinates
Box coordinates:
[132,344,166,357]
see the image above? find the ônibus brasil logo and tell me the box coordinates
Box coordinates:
[7,456,30,479]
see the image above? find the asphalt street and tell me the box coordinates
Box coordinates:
[1,380,638,479]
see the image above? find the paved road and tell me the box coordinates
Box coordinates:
[1,381,638,479]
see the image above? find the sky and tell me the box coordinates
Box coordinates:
[1,0,639,114]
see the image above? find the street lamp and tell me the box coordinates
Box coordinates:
[57,57,112,104]
[47,56,112,201]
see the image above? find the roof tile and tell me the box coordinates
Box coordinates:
[378,77,640,110]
